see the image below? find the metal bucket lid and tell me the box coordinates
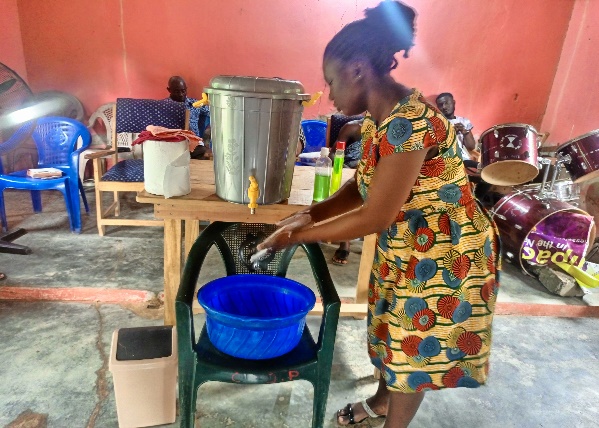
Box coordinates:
[204,75,311,100]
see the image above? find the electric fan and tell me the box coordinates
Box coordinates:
[0,63,34,256]
[0,62,33,146]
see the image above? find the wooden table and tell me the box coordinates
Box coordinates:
[137,160,374,325]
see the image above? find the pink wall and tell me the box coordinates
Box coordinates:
[17,0,573,136]
[0,0,28,81]
[541,0,599,147]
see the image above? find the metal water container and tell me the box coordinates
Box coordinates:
[205,76,311,205]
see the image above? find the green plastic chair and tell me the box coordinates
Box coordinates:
[176,222,341,428]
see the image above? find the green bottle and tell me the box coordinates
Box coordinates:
[313,147,332,202]
[329,140,346,195]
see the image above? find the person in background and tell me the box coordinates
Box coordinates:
[330,118,364,265]
[296,126,306,158]
[435,92,500,206]
[256,2,501,427]
[166,76,212,159]
[435,92,478,163]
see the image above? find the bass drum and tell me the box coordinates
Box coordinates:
[579,179,599,229]
[556,129,599,183]
[480,123,541,186]
[492,189,595,275]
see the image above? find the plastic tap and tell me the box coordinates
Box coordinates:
[248,176,259,214]
[192,93,209,108]
[302,91,323,107]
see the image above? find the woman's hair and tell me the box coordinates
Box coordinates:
[324,1,416,76]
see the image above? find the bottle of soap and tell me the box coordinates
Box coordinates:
[329,140,346,195]
[313,147,332,202]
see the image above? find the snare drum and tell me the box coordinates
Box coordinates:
[556,129,599,183]
[492,189,595,274]
[551,180,580,202]
[480,123,540,186]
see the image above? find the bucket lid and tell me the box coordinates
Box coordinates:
[204,75,311,101]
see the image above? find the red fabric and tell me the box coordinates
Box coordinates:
[132,130,187,145]
[132,125,202,152]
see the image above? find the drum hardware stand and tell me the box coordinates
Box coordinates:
[536,157,553,199]
[549,152,571,191]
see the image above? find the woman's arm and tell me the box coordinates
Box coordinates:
[293,147,429,244]
[306,174,363,223]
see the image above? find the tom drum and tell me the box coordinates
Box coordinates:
[480,123,541,186]
[556,129,599,183]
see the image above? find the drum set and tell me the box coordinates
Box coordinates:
[474,124,599,275]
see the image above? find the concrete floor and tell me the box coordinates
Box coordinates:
[1,187,599,428]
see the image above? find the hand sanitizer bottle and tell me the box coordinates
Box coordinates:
[329,141,346,195]
[313,147,332,202]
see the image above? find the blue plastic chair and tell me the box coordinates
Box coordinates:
[301,120,327,153]
[0,117,91,233]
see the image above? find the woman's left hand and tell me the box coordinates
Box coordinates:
[256,227,294,252]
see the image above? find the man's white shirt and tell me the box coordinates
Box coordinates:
[449,117,474,161]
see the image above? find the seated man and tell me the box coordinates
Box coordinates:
[435,92,478,164]
[435,92,501,207]
[329,118,364,265]
[166,75,212,159]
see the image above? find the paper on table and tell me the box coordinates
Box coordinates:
[163,150,191,198]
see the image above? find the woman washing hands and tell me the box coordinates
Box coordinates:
[257,2,501,427]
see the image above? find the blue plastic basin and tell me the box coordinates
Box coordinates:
[197,274,316,360]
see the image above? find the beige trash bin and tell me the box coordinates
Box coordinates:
[109,326,178,428]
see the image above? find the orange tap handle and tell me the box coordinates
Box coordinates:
[248,176,259,213]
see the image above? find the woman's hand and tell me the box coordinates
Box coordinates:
[256,211,314,252]
[276,211,314,230]
[256,227,294,252]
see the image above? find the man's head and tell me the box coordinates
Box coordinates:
[435,92,455,119]
[167,76,187,102]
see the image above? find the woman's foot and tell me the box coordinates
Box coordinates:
[336,397,387,426]
[332,242,351,265]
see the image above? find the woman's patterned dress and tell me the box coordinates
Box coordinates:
[356,90,501,392]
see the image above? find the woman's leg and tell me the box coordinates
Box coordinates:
[332,241,351,265]
[337,376,389,425]
[383,391,424,428]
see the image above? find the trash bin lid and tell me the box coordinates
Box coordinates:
[116,326,172,361]
[204,75,311,100]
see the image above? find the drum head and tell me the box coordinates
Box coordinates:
[481,160,539,186]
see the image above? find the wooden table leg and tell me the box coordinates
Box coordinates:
[349,233,377,319]
[184,220,200,258]
[164,219,182,326]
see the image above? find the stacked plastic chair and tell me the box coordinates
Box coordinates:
[0,117,91,233]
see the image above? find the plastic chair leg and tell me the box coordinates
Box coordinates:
[0,189,8,232]
[78,179,89,214]
[60,182,80,233]
[30,190,42,213]
[311,377,331,428]
[178,378,199,428]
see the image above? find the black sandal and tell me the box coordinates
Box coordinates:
[332,249,350,265]
[336,401,385,425]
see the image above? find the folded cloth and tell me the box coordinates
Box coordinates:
[132,126,202,152]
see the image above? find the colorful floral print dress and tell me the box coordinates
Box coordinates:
[356,90,501,392]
